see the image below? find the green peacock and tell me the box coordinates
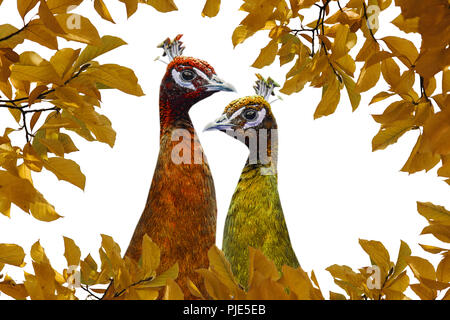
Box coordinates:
[205,74,300,288]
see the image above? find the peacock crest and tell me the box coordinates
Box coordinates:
[157,34,185,61]
[253,74,280,101]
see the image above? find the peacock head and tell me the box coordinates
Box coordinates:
[158,34,235,108]
[204,74,279,135]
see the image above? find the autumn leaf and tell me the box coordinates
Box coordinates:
[372,119,414,151]
[17,0,39,20]
[0,244,25,266]
[145,0,178,13]
[43,157,86,190]
[63,237,81,267]
[252,40,278,69]
[202,0,220,18]
[74,36,126,70]
[94,0,115,23]
[314,72,341,119]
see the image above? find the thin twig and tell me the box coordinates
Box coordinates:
[113,276,155,298]
[0,22,29,43]
[80,285,101,300]
[362,2,379,43]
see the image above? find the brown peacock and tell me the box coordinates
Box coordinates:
[105,35,235,299]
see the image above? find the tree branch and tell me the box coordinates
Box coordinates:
[0,22,29,43]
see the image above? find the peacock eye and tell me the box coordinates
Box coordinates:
[180,69,196,81]
[243,108,257,121]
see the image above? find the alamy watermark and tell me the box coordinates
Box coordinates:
[170,128,278,175]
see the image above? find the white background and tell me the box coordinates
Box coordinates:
[0,1,448,298]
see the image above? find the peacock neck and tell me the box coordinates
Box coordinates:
[159,90,194,137]
[243,128,278,175]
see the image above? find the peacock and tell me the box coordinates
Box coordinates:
[204,74,300,288]
[107,35,235,299]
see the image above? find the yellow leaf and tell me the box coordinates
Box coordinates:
[196,268,231,300]
[391,14,418,33]
[54,14,101,46]
[248,247,280,287]
[17,0,39,20]
[0,170,37,213]
[391,240,411,279]
[369,91,395,104]
[410,283,436,300]
[74,36,127,70]
[163,278,184,300]
[419,244,447,254]
[416,202,450,226]
[401,136,440,174]
[421,109,450,155]
[331,24,350,59]
[0,24,25,48]
[207,245,238,292]
[329,291,347,300]
[443,66,450,93]
[29,85,48,105]
[359,239,391,277]
[11,54,62,85]
[50,48,80,79]
[0,277,28,300]
[341,72,360,111]
[437,254,450,283]
[355,62,380,93]
[83,64,144,96]
[134,287,159,300]
[371,119,414,151]
[118,0,138,17]
[30,241,49,264]
[29,191,61,221]
[279,265,316,300]
[407,256,436,281]
[58,133,78,153]
[141,234,160,278]
[63,236,81,267]
[391,70,415,95]
[43,157,86,190]
[0,244,25,266]
[39,137,65,157]
[141,263,179,288]
[39,0,65,34]
[187,278,205,299]
[47,0,83,13]
[251,40,278,69]
[421,224,450,243]
[381,58,400,90]
[202,0,220,17]
[94,0,115,23]
[314,74,340,119]
[385,271,409,293]
[382,36,418,67]
[232,25,252,48]
[23,19,58,50]
[145,0,178,13]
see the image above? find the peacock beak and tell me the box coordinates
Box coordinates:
[203,75,236,93]
[203,114,234,132]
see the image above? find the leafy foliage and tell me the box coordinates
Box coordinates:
[0,0,449,301]
[230,0,449,183]
[0,204,448,300]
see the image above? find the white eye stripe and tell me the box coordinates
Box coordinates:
[171,67,212,90]
[193,67,210,80]
[171,69,195,89]
[229,106,266,129]
[243,108,266,129]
